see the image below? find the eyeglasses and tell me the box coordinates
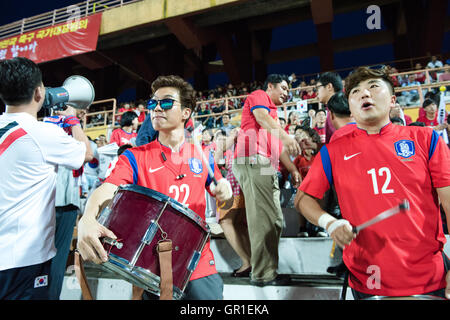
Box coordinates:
[147,98,179,110]
[315,84,324,90]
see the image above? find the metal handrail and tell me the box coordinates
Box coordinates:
[70,79,449,132]
[0,0,143,40]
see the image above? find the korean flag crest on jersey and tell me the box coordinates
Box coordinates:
[188,158,203,174]
[394,140,415,158]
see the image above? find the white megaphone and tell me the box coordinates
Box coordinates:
[43,75,95,110]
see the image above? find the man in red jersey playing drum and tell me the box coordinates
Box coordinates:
[77,75,232,300]
[295,66,450,299]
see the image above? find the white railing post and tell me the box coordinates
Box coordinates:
[20,18,25,34]
[52,9,56,25]
[86,0,90,17]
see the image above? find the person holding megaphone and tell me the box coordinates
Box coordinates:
[0,57,93,300]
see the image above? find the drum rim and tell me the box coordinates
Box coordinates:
[363,294,445,300]
[118,184,210,233]
[103,256,184,300]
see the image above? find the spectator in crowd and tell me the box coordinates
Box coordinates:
[400,74,421,106]
[96,134,108,147]
[44,109,90,300]
[215,128,251,277]
[414,63,426,83]
[303,108,316,129]
[135,103,158,146]
[302,87,317,100]
[296,66,450,300]
[326,91,356,142]
[136,101,148,124]
[316,72,343,143]
[233,74,302,287]
[427,55,444,82]
[285,110,301,133]
[197,102,214,129]
[313,109,327,143]
[427,55,444,69]
[389,102,412,126]
[0,57,92,300]
[288,72,299,88]
[417,98,448,131]
[438,64,450,82]
[77,75,233,300]
[201,128,216,155]
[292,127,323,237]
[220,113,236,136]
[109,111,138,147]
[82,137,100,198]
[118,102,134,114]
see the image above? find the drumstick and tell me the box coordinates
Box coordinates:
[192,141,218,186]
[352,200,410,234]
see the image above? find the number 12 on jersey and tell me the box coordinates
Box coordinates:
[367,167,394,195]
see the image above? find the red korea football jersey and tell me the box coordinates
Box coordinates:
[109,128,137,147]
[235,90,283,161]
[300,123,450,296]
[105,139,223,280]
[329,122,357,143]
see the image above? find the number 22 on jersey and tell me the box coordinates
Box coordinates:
[169,184,190,206]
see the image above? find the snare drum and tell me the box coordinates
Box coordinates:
[97,184,210,300]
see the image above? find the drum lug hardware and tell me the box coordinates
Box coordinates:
[103,237,123,249]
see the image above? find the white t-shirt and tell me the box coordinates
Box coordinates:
[0,112,86,270]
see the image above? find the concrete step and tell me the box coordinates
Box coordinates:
[60,267,350,300]
[60,235,449,300]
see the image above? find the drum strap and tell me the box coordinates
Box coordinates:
[74,251,94,300]
[157,240,173,300]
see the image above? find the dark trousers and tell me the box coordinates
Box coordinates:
[49,206,78,300]
[0,260,52,300]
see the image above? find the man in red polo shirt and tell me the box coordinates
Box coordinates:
[233,74,301,287]
[295,67,450,299]
[77,75,232,300]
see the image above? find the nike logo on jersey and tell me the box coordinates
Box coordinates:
[344,152,361,160]
[149,166,164,173]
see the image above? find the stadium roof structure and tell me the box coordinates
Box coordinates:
[0,0,449,101]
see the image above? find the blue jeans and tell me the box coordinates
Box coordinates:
[49,206,78,300]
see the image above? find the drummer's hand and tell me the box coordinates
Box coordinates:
[210,178,232,202]
[77,216,116,264]
[326,219,356,249]
[445,270,450,299]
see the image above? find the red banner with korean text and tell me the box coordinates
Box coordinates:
[0,13,102,64]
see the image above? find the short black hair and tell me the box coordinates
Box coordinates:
[390,117,404,125]
[120,111,138,127]
[422,98,436,108]
[263,74,289,91]
[317,72,343,93]
[408,121,426,127]
[0,57,43,106]
[118,144,133,155]
[327,92,350,117]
